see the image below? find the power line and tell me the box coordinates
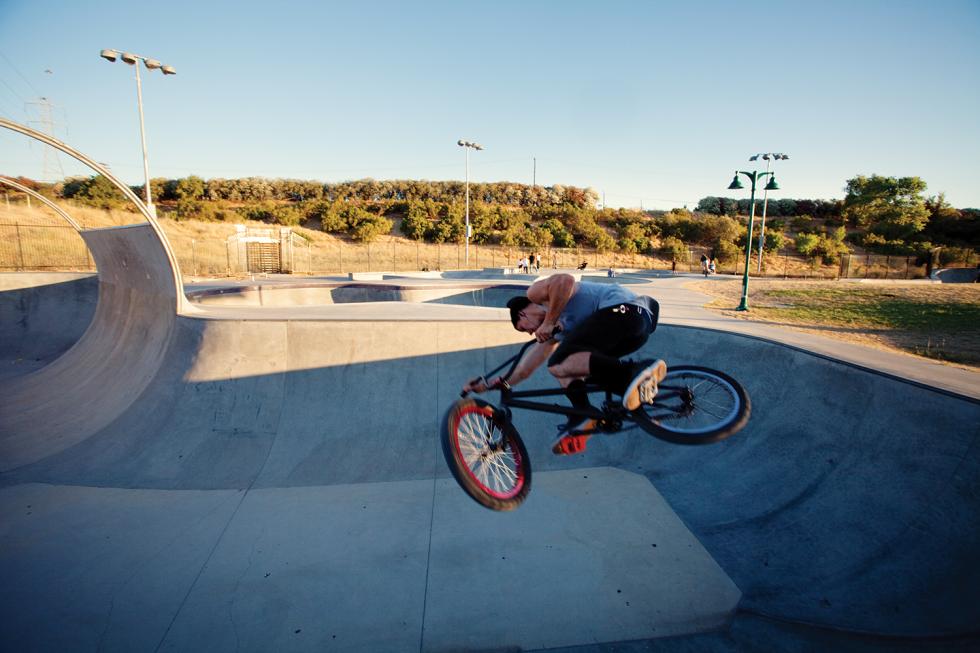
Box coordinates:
[0,77,27,107]
[0,51,42,98]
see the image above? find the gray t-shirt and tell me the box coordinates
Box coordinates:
[555,282,646,339]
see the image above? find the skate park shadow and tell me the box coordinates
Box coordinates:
[0,274,98,380]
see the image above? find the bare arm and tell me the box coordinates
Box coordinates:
[526,273,577,342]
[462,340,559,393]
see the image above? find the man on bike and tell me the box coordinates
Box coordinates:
[463,273,666,455]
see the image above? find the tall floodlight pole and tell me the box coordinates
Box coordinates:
[457,139,483,266]
[727,169,780,311]
[100,49,176,218]
[749,152,790,272]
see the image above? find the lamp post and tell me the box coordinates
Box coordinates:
[100,49,176,218]
[727,169,779,311]
[457,139,483,266]
[749,152,789,272]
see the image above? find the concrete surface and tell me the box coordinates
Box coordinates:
[1,226,979,652]
[0,273,98,379]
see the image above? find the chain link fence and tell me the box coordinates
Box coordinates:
[0,223,95,271]
[0,214,948,282]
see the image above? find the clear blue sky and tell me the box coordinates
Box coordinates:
[1,0,978,209]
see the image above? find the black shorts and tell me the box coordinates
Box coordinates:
[548,304,651,367]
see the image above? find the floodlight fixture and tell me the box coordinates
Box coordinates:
[99,48,176,217]
[457,139,484,265]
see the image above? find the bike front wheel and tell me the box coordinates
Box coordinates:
[631,365,750,445]
[441,398,531,511]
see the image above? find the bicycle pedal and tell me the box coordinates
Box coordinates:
[596,419,622,433]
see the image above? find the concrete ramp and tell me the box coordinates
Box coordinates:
[0,225,178,470]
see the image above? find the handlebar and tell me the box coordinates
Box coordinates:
[459,326,560,398]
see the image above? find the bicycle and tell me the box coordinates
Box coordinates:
[441,333,750,512]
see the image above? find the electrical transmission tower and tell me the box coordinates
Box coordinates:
[26,97,65,181]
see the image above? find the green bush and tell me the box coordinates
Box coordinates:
[400,201,430,240]
[348,210,393,242]
[790,215,815,232]
[937,246,977,266]
[763,229,786,252]
[62,174,127,209]
[660,236,688,262]
[270,204,302,227]
[795,232,820,257]
[712,239,739,264]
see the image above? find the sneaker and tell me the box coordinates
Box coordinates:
[622,359,667,411]
[551,417,596,455]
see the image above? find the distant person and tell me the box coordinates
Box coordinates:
[700,253,709,276]
[462,273,665,455]
[529,253,537,272]
[709,259,716,275]
[552,253,558,269]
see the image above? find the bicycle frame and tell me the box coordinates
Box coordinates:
[469,338,633,432]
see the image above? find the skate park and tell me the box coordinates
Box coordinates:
[2,122,980,652]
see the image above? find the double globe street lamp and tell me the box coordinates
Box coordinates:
[100,49,176,218]
[457,139,483,266]
[727,167,780,311]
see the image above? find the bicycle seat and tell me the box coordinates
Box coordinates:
[637,295,660,333]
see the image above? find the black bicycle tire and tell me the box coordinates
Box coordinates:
[631,365,750,445]
[441,398,532,511]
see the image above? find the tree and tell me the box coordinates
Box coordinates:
[400,200,430,240]
[174,175,205,201]
[795,232,820,257]
[695,197,722,214]
[660,236,688,262]
[66,175,126,209]
[924,194,980,246]
[842,175,929,240]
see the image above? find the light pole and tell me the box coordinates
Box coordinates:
[749,152,789,272]
[727,169,779,311]
[100,49,176,218]
[457,139,483,266]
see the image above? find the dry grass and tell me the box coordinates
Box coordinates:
[688,279,980,369]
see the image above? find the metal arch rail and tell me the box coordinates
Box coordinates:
[0,176,83,231]
[0,117,186,312]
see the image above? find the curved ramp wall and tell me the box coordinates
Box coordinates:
[0,274,98,377]
[0,224,179,470]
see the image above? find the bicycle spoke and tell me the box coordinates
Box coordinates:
[487,452,518,484]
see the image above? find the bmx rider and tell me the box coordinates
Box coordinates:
[463,273,666,455]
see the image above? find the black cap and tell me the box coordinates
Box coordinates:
[506,296,532,329]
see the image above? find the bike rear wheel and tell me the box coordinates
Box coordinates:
[631,365,750,444]
[441,398,531,511]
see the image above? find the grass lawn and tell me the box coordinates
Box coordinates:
[687,279,980,369]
